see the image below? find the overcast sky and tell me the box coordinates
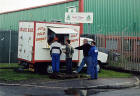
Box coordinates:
[0,0,65,13]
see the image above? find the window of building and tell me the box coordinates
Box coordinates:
[106,39,118,50]
[137,40,140,46]
[123,39,133,51]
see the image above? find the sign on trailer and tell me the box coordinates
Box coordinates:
[65,12,93,23]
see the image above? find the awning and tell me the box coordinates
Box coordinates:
[49,27,77,34]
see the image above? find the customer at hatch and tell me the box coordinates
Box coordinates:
[50,37,62,73]
[64,39,74,74]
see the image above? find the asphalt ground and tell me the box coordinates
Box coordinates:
[0,76,139,90]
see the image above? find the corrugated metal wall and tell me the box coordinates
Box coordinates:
[84,0,140,72]
[84,0,139,36]
[0,1,79,31]
[0,1,79,63]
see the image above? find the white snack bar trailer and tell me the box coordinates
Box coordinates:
[18,21,80,73]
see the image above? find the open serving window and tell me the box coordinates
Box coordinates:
[47,27,77,48]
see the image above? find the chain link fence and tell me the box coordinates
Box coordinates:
[0,30,18,63]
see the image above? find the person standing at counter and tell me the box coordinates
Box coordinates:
[64,39,74,74]
[50,37,62,73]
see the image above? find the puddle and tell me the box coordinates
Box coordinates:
[23,89,106,96]
[64,88,112,96]
[64,88,88,96]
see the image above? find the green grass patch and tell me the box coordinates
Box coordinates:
[98,69,132,78]
[0,69,50,81]
[0,65,132,82]
[0,63,19,68]
[81,69,132,78]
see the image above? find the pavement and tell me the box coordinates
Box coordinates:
[0,76,139,90]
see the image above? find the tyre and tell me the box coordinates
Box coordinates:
[47,65,53,74]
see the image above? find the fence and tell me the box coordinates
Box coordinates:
[95,32,140,72]
[0,30,18,63]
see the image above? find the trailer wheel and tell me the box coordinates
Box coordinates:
[47,65,53,73]
[34,63,48,74]
[97,61,101,72]
[72,62,79,68]
[19,61,29,69]
[34,63,39,73]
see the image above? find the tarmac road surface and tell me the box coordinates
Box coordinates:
[0,84,140,96]
[0,75,139,96]
[91,86,140,96]
[0,86,67,96]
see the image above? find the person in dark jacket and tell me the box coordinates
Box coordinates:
[73,39,91,75]
[64,39,74,74]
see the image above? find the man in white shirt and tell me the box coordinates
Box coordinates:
[50,37,62,73]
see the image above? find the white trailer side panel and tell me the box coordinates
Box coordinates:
[34,23,49,61]
[18,22,34,61]
[35,22,80,61]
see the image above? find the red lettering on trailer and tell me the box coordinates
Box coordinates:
[20,28,34,32]
[71,39,78,42]
[71,34,77,37]
[36,37,46,41]
[37,32,45,36]
[37,27,46,31]
[28,28,34,32]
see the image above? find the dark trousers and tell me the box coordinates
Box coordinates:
[66,58,72,74]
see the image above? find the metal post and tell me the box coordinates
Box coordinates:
[121,31,124,68]
[88,23,91,34]
[9,27,12,64]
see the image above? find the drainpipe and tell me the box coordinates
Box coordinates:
[79,0,84,34]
